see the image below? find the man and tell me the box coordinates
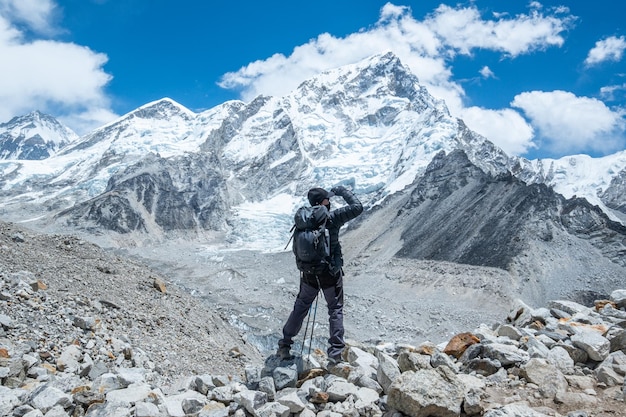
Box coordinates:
[277,185,363,364]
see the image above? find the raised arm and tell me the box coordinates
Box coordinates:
[329,185,363,227]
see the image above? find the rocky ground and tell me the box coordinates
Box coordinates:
[0,220,264,383]
[1,219,625,417]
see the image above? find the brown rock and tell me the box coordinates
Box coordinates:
[153,278,167,293]
[595,300,617,311]
[30,280,47,291]
[0,348,9,358]
[310,392,329,404]
[444,332,480,359]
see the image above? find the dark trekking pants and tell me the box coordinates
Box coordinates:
[279,272,344,359]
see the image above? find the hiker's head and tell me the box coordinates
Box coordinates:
[308,187,334,208]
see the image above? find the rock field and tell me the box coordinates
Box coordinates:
[1,219,625,417]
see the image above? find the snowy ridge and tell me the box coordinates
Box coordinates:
[516,151,626,220]
[0,52,624,252]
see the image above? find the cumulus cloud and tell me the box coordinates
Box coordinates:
[219,3,573,156]
[0,0,116,134]
[0,0,57,34]
[460,107,535,155]
[511,90,626,154]
[423,4,572,57]
[584,36,626,66]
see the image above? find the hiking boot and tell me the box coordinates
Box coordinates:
[276,346,294,360]
[327,354,344,366]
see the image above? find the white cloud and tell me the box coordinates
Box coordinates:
[511,90,626,154]
[221,4,571,99]
[460,107,535,155]
[585,36,626,66]
[479,66,495,79]
[0,2,116,134]
[424,4,572,57]
[0,0,57,34]
[600,84,626,101]
[219,3,573,157]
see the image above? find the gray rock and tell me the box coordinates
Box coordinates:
[257,376,276,401]
[73,316,97,331]
[388,367,464,417]
[235,390,268,414]
[274,388,306,413]
[135,401,160,417]
[0,314,13,329]
[327,379,359,402]
[558,342,589,364]
[82,402,132,416]
[254,401,291,417]
[105,384,153,406]
[497,324,524,341]
[595,351,626,386]
[548,300,591,316]
[571,330,610,361]
[0,386,23,416]
[522,336,550,359]
[463,388,483,416]
[165,390,208,416]
[554,391,598,406]
[610,289,626,309]
[42,404,70,417]
[482,343,529,366]
[609,328,626,353]
[272,365,297,391]
[397,351,432,372]
[211,385,236,405]
[28,385,72,414]
[57,345,82,374]
[22,409,44,417]
[430,351,459,372]
[347,347,378,372]
[353,373,383,393]
[484,403,551,416]
[464,358,501,376]
[546,346,575,374]
[376,351,401,394]
[180,397,208,415]
[521,358,568,399]
[193,375,217,395]
[506,299,534,327]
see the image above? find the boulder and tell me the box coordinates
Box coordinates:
[387,367,464,417]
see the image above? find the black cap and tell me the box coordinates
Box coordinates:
[307,187,334,206]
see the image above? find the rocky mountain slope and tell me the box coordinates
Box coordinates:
[1,220,625,417]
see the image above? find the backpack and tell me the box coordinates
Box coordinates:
[289,205,331,274]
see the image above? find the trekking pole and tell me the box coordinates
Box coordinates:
[307,274,323,359]
[308,291,320,359]
[300,303,313,356]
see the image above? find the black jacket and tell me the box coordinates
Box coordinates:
[326,187,363,275]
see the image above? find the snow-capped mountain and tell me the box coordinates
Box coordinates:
[0,111,79,160]
[514,152,626,223]
[0,52,625,280]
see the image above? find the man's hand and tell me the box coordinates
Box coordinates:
[331,185,348,196]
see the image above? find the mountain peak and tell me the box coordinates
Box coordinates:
[130,98,196,121]
[0,111,78,160]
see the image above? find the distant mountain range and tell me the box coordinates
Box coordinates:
[1,52,625,293]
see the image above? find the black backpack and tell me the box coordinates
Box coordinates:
[289,205,331,274]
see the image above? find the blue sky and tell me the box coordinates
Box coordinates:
[1,0,625,159]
